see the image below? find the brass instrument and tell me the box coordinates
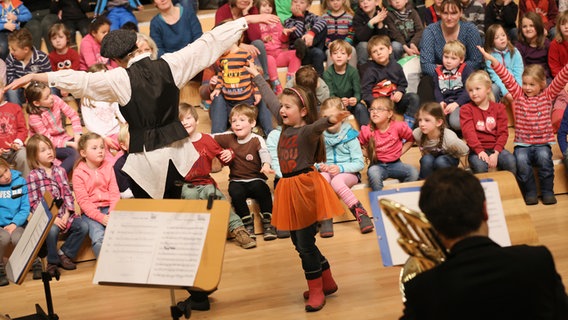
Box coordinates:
[378,198,447,298]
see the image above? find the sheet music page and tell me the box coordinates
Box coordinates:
[94,211,210,287]
[375,181,511,266]
[6,200,51,283]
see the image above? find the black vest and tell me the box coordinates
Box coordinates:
[123,57,188,153]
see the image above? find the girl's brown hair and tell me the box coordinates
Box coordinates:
[24,81,50,115]
[75,132,104,167]
[554,10,568,43]
[484,24,516,58]
[26,134,55,170]
[89,16,111,34]
[0,158,10,171]
[417,103,447,156]
[256,0,275,13]
[48,22,71,45]
[280,86,326,163]
[518,12,546,49]
[365,97,394,164]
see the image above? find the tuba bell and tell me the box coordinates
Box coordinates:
[378,198,447,299]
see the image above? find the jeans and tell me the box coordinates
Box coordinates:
[347,102,369,126]
[419,154,459,179]
[514,145,554,198]
[46,217,89,264]
[468,149,516,175]
[251,39,269,80]
[447,105,462,131]
[0,227,24,259]
[367,160,419,191]
[290,223,327,280]
[391,41,404,61]
[0,30,10,60]
[22,9,59,52]
[56,147,79,174]
[107,6,138,31]
[210,95,273,135]
[5,88,24,106]
[356,41,369,66]
[491,83,503,103]
[63,19,91,46]
[84,206,109,258]
[396,93,420,120]
[180,183,244,232]
[2,148,30,177]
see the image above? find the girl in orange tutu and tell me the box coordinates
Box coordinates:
[248,62,350,312]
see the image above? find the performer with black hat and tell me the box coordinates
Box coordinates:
[5,13,280,200]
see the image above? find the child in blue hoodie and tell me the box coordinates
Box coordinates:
[316,97,374,238]
[0,158,30,286]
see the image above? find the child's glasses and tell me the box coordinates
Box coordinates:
[369,107,389,113]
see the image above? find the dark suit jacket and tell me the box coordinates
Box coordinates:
[401,236,568,320]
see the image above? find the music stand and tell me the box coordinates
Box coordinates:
[93,197,231,320]
[6,192,58,320]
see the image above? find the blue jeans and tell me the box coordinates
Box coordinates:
[290,223,327,280]
[367,160,419,191]
[347,102,369,126]
[396,93,420,121]
[391,41,404,61]
[210,95,273,135]
[84,206,109,258]
[447,105,462,131]
[180,183,243,232]
[514,145,554,198]
[356,41,369,66]
[419,154,459,179]
[468,149,516,174]
[56,147,79,174]
[46,216,89,264]
[251,39,269,80]
[107,6,138,31]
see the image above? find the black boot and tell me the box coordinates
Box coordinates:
[0,263,8,286]
[242,214,256,239]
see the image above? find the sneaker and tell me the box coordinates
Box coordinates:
[58,253,76,270]
[294,38,307,60]
[542,195,557,205]
[319,219,334,238]
[32,259,42,280]
[525,196,538,206]
[232,226,257,249]
[276,229,291,238]
[263,224,277,241]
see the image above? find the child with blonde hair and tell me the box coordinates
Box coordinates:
[358,97,418,191]
[460,70,516,175]
[72,132,120,257]
[113,124,133,199]
[25,81,80,174]
[484,23,524,105]
[81,63,127,165]
[433,40,473,131]
[26,134,88,277]
[322,0,358,67]
[316,97,373,237]
[414,102,468,179]
[479,45,568,205]
[0,158,29,286]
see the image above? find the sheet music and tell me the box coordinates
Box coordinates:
[6,199,52,284]
[94,211,210,287]
[374,180,511,266]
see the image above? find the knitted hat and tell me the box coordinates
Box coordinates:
[100,30,137,59]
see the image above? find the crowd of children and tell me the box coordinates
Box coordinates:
[1,0,568,315]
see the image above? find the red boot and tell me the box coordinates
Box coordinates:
[305,277,326,312]
[303,268,338,299]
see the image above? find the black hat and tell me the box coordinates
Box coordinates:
[100,29,137,59]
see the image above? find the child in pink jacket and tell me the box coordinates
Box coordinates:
[72,132,120,258]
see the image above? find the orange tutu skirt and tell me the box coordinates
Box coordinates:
[272,169,344,231]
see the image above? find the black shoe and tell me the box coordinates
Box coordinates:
[276,229,291,238]
[524,196,538,205]
[542,195,557,205]
[189,296,210,311]
[0,264,8,286]
[294,38,307,60]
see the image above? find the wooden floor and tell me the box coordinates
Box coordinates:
[4,96,568,319]
[1,194,567,319]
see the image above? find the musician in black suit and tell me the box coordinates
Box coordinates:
[401,167,568,320]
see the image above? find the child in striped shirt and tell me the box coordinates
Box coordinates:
[478,45,568,206]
